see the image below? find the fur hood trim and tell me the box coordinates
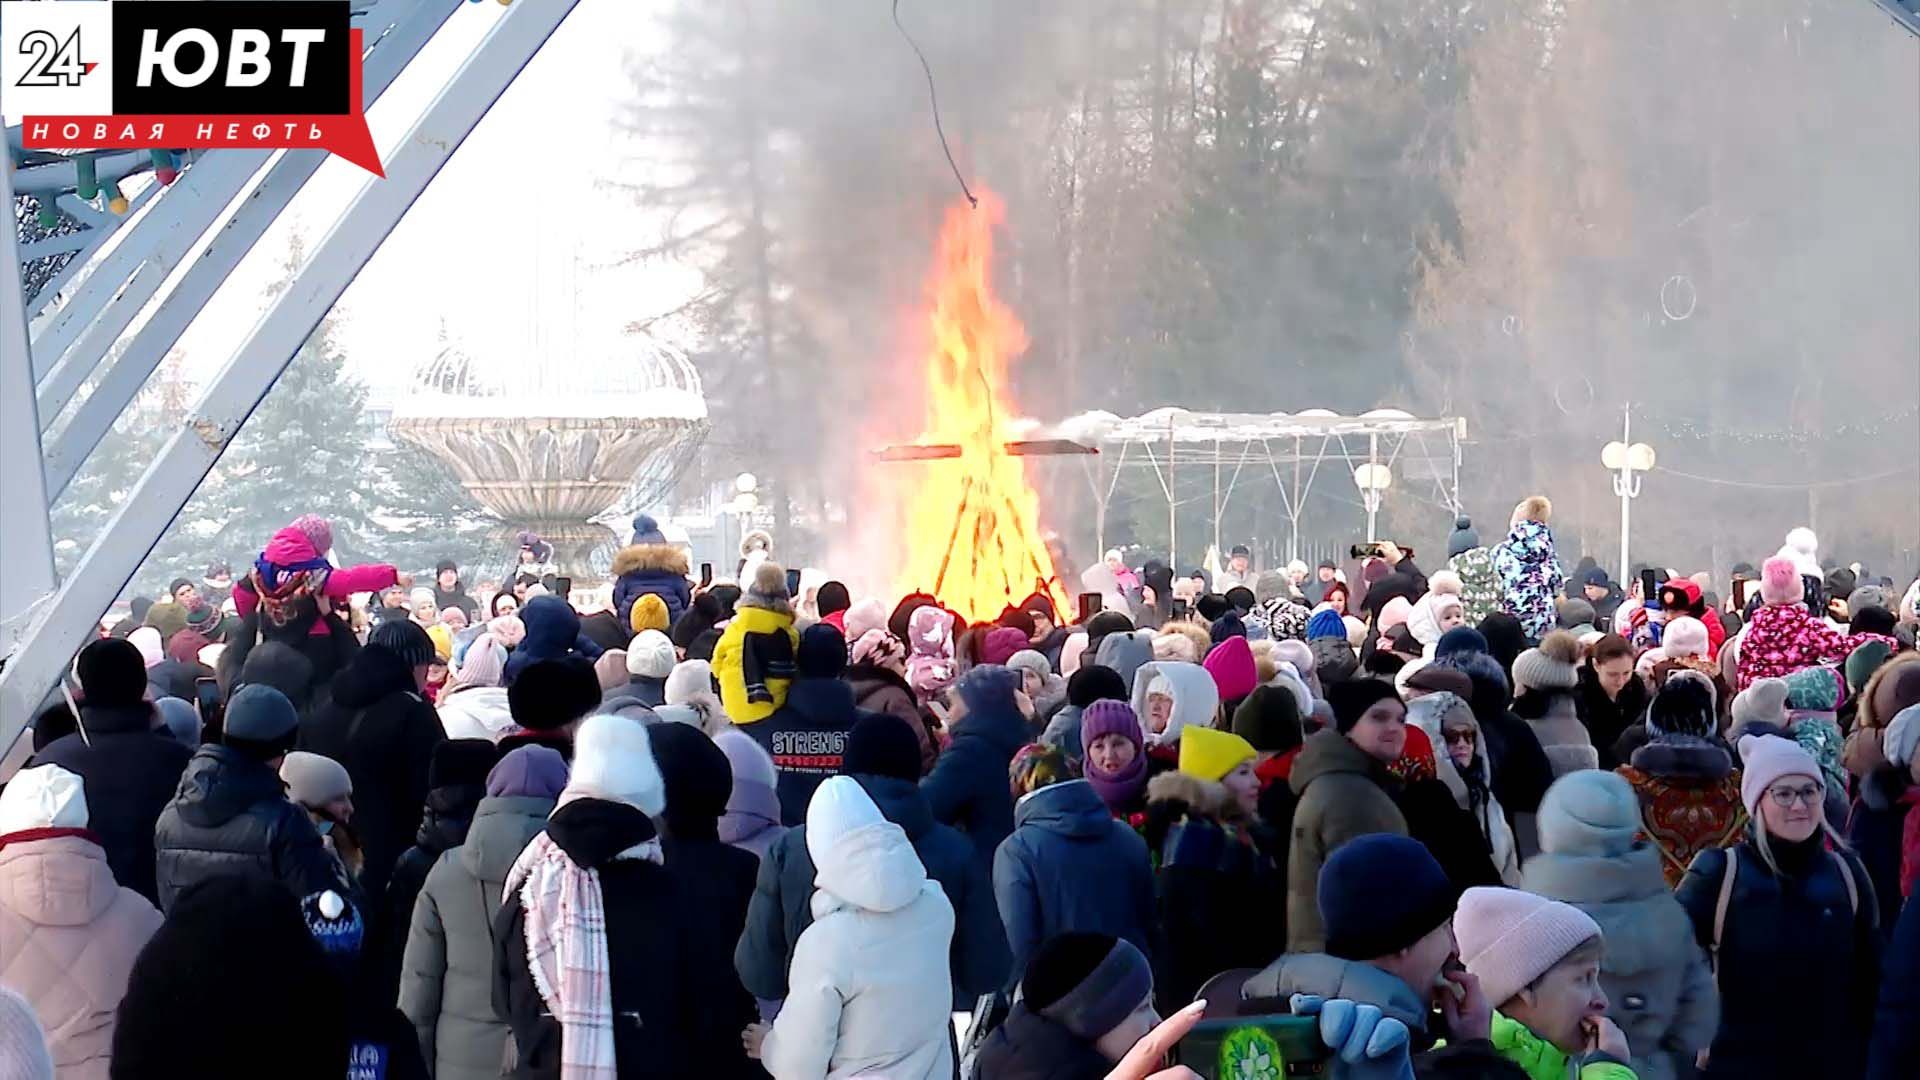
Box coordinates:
[612,542,690,578]
[1146,769,1227,815]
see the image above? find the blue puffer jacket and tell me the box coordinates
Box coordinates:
[501,595,603,685]
[733,773,1008,1008]
[610,542,691,631]
[1675,828,1880,1080]
[921,665,1029,867]
[993,779,1155,984]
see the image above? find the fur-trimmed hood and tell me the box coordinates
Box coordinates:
[612,542,690,578]
[1146,768,1229,816]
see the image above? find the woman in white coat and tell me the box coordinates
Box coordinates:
[747,775,956,1080]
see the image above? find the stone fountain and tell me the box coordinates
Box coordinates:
[388,333,708,585]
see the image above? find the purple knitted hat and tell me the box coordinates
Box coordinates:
[1080,699,1143,750]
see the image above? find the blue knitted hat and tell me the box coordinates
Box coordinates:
[1319,834,1456,961]
[1306,609,1347,642]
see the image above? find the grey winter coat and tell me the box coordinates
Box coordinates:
[1521,845,1717,1080]
[398,794,554,1080]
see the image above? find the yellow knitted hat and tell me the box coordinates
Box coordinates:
[1177,726,1257,783]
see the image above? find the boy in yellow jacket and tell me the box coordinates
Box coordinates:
[713,561,800,723]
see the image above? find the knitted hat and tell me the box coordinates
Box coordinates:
[980,626,1028,667]
[1737,734,1822,817]
[1203,636,1258,702]
[649,721,733,838]
[1510,631,1582,694]
[1760,556,1803,605]
[429,738,499,791]
[154,697,199,749]
[741,561,792,614]
[1306,609,1347,642]
[1647,673,1715,739]
[143,601,188,643]
[1883,705,1920,769]
[996,605,1036,637]
[842,598,889,643]
[1454,887,1602,1007]
[566,715,665,815]
[626,630,676,679]
[290,513,333,557]
[715,727,778,793]
[300,890,363,957]
[1536,771,1641,857]
[629,594,670,634]
[368,619,436,669]
[128,627,164,669]
[1851,605,1897,638]
[841,714,922,782]
[1177,725,1256,782]
[664,659,717,707]
[1434,626,1489,660]
[1377,597,1414,634]
[223,684,300,756]
[184,603,222,636]
[1557,598,1597,631]
[1232,685,1304,755]
[1447,516,1481,557]
[1731,677,1790,732]
[849,628,906,669]
[1403,664,1475,700]
[1023,933,1156,1043]
[508,657,602,731]
[1273,638,1315,678]
[1067,665,1129,708]
[0,764,88,834]
[796,623,847,679]
[486,745,569,799]
[629,513,666,545]
[1328,678,1402,734]
[1010,743,1070,797]
[593,650,631,693]
[1319,834,1456,961]
[75,638,148,708]
[0,986,53,1080]
[279,752,352,808]
[1006,650,1051,685]
[1783,665,1844,712]
[1661,616,1710,661]
[1080,699,1143,749]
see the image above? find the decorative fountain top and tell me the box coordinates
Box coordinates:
[388,330,710,582]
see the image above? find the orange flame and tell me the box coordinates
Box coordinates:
[891,195,1069,623]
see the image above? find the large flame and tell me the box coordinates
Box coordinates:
[892,195,1069,622]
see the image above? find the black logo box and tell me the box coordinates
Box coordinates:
[110,1,350,115]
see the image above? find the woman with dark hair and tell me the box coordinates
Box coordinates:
[1579,634,1648,770]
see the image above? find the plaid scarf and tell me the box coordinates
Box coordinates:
[505,830,662,1080]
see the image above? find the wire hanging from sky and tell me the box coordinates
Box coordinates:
[892,0,978,209]
[1652,462,1919,490]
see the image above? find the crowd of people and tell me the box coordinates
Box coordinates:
[4,503,1919,1079]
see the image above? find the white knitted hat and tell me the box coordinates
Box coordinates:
[1454,886,1602,1007]
[0,987,53,1080]
[0,764,87,834]
[625,630,676,679]
[565,714,666,816]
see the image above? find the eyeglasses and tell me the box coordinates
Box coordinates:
[1767,784,1821,808]
[1443,730,1476,746]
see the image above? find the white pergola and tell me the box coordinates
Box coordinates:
[1,0,588,743]
[1026,406,1467,564]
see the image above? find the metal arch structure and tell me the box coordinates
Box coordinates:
[1031,407,1468,563]
[0,0,589,741]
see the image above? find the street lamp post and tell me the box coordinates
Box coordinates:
[1353,462,1393,543]
[1600,411,1656,586]
[731,472,759,558]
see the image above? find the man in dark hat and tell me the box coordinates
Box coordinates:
[154,684,351,911]
[31,638,194,904]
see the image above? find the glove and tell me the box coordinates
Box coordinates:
[1289,995,1414,1080]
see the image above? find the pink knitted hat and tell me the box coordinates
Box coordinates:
[1454,886,1602,1007]
[1759,556,1803,606]
[1737,733,1822,817]
[1203,636,1258,702]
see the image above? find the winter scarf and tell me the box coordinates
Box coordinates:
[504,829,663,1080]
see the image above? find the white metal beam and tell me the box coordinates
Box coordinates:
[42,0,464,498]
[0,0,585,739]
[0,155,58,654]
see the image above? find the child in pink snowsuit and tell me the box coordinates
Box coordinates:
[232,515,398,637]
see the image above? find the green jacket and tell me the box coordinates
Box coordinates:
[1489,1012,1637,1080]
